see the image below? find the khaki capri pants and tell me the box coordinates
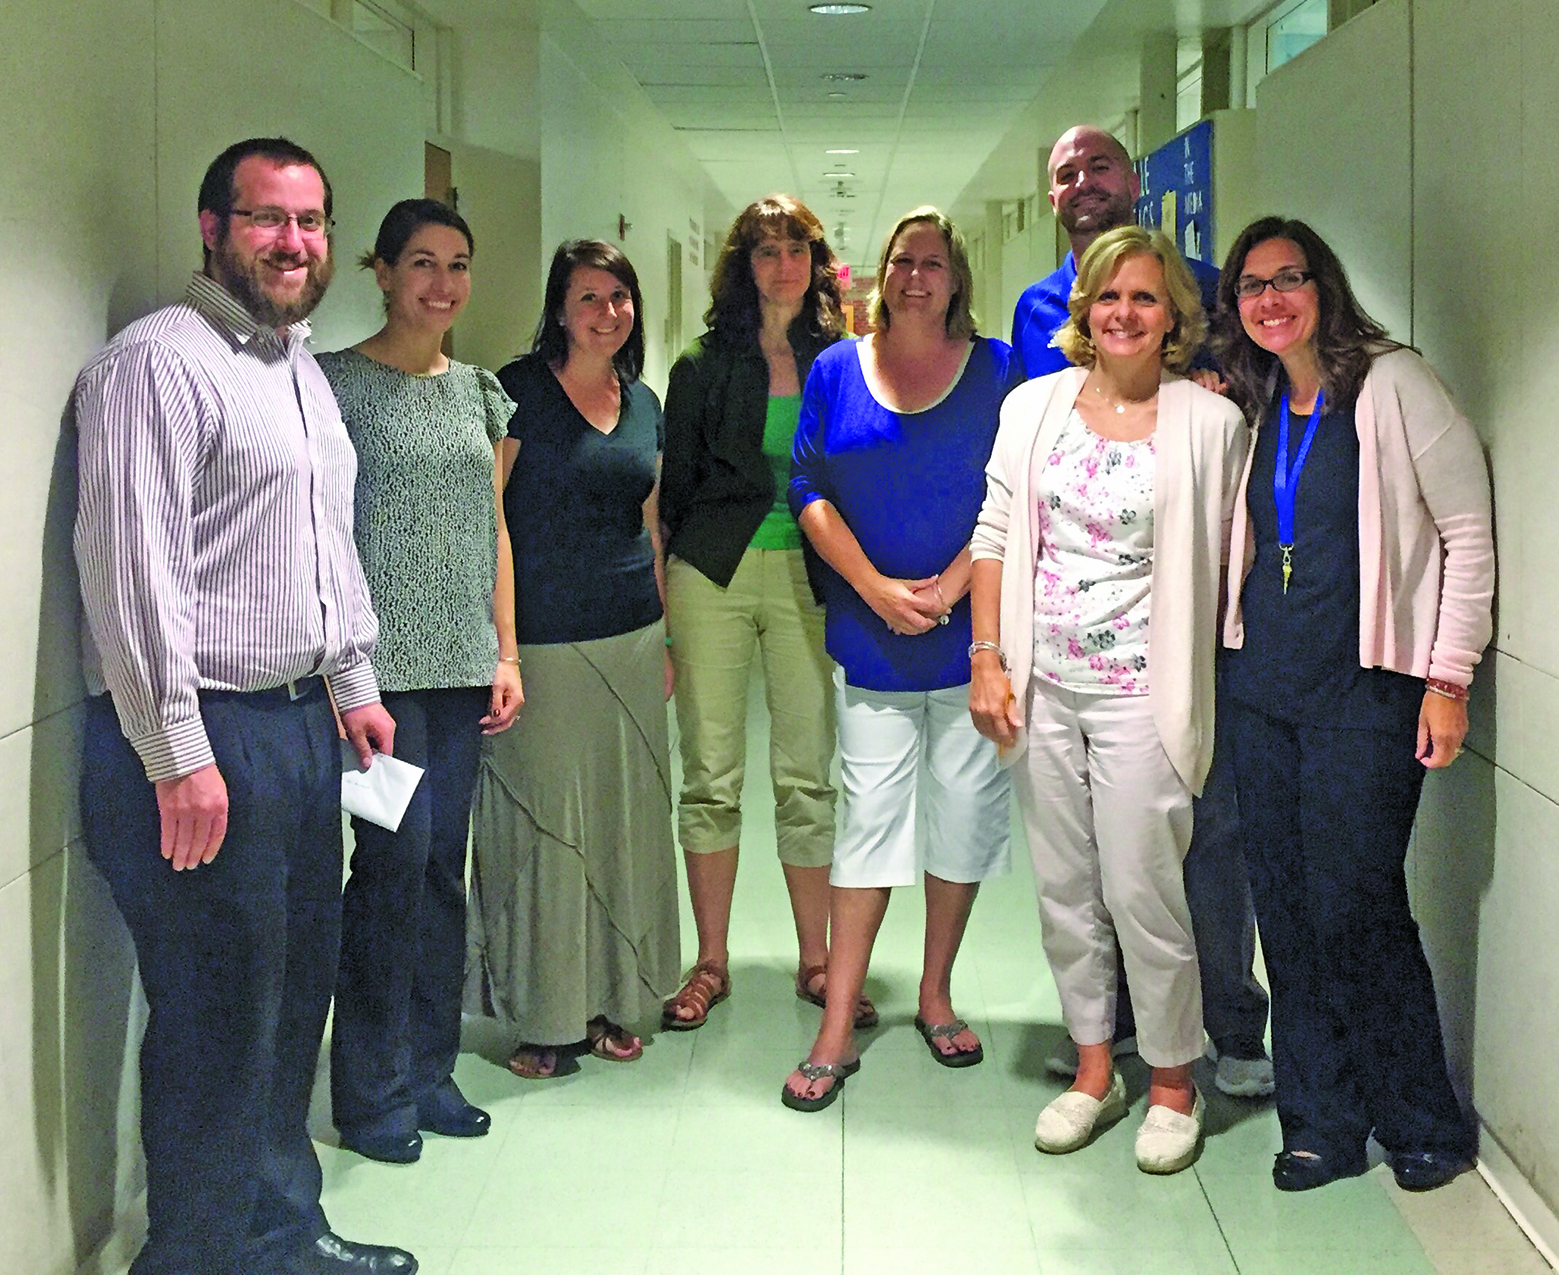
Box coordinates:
[666,548,836,868]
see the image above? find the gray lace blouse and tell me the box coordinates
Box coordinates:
[318,349,515,692]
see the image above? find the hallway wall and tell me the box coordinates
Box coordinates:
[968,0,1559,1244]
[2,2,725,1268]
[1255,0,1559,1241]
[538,13,726,391]
[1,3,428,1271]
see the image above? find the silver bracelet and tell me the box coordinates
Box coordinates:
[968,640,1008,672]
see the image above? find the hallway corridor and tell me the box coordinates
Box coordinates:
[308,682,1549,1275]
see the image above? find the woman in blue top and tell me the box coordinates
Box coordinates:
[782,207,1013,1111]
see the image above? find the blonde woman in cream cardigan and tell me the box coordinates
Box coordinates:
[969,225,1247,1174]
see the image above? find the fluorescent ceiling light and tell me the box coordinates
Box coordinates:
[809,4,872,13]
[826,148,859,155]
[823,171,856,178]
[820,72,867,81]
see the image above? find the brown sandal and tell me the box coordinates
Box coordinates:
[585,1017,643,1062]
[661,960,731,1030]
[795,963,880,1030]
[506,1046,559,1080]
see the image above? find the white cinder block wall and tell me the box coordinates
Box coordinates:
[3,1,429,1270]
[1256,0,1559,1244]
[970,0,1559,1245]
[10,0,1559,1269]
[2,0,719,1268]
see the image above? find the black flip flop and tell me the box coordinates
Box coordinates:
[914,1015,985,1068]
[780,1056,862,1112]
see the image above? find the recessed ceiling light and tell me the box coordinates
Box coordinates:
[827,92,847,99]
[820,72,867,82]
[809,4,871,14]
[826,148,859,155]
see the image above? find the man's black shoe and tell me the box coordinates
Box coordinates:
[1272,1148,1368,1191]
[338,1129,423,1164]
[288,1232,418,1274]
[417,1100,491,1138]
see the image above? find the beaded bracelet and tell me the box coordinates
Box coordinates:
[1425,677,1468,702]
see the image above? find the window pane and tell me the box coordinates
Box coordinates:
[352,0,414,69]
[1267,0,1328,73]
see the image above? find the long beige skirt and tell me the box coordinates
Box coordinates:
[465,620,680,1045]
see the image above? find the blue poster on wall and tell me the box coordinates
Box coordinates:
[1135,120,1214,266]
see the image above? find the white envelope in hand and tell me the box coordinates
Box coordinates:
[340,743,425,832]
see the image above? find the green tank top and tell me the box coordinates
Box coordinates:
[749,393,805,550]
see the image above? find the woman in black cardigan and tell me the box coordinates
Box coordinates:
[659,195,868,1030]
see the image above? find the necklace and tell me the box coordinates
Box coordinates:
[1089,378,1156,414]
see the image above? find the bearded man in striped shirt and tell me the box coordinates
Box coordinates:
[73,137,415,1275]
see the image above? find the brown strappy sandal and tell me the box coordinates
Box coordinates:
[795,962,880,1030]
[661,959,731,1030]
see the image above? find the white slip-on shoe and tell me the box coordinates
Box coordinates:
[1044,1035,1139,1079]
[1034,1071,1128,1153]
[1135,1088,1204,1174]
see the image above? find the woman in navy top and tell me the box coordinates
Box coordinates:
[1212,217,1490,1193]
[781,207,1014,1111]
[467,241,680,1080]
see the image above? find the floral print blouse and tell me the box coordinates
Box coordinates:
[1031,410,1156,694]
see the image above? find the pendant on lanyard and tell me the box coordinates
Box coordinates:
[1273,388,1325,594]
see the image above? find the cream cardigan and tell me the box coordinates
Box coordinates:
[1222,348,1495,689]
[971,367,1249,794]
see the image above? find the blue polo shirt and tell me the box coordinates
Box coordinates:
[1010,249,1222,381]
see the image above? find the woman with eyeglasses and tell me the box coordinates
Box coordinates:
[317,199,523,1163]
[1212,216,1493,1193]
[465,239,680,1080]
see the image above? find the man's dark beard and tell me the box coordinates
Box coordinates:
[1060,190,1135,238]
[210,234,335,327]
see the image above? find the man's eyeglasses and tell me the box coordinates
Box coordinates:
[1234,268,1315,300]
[230,207,332,236]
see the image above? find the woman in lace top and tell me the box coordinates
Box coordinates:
[317,198,522,1164]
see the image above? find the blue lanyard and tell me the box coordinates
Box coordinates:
[1273,388,1325,594]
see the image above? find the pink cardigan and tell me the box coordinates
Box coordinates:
[1223,348,1494,688]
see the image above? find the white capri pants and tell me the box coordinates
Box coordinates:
[1015,678,1203,1068]
[832,667,1011,889]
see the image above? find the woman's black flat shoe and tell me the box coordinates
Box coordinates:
[1272,1149,1368,1192]
[1391,1150,1471,1191]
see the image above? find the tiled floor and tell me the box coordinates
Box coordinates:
[312,688,1552,1275]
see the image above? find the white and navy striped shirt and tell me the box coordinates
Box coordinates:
[74,272,381,782]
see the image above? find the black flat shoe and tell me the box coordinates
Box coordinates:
[1391,1150,1472,1192]
[417,1100,491,1138]
[1272,1148,1368,1192]
[288,1231,418,1273]
[338,1129,423,1164]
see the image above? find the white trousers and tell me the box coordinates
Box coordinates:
[832,669,1011,889]
[1015,679,1203,1068]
